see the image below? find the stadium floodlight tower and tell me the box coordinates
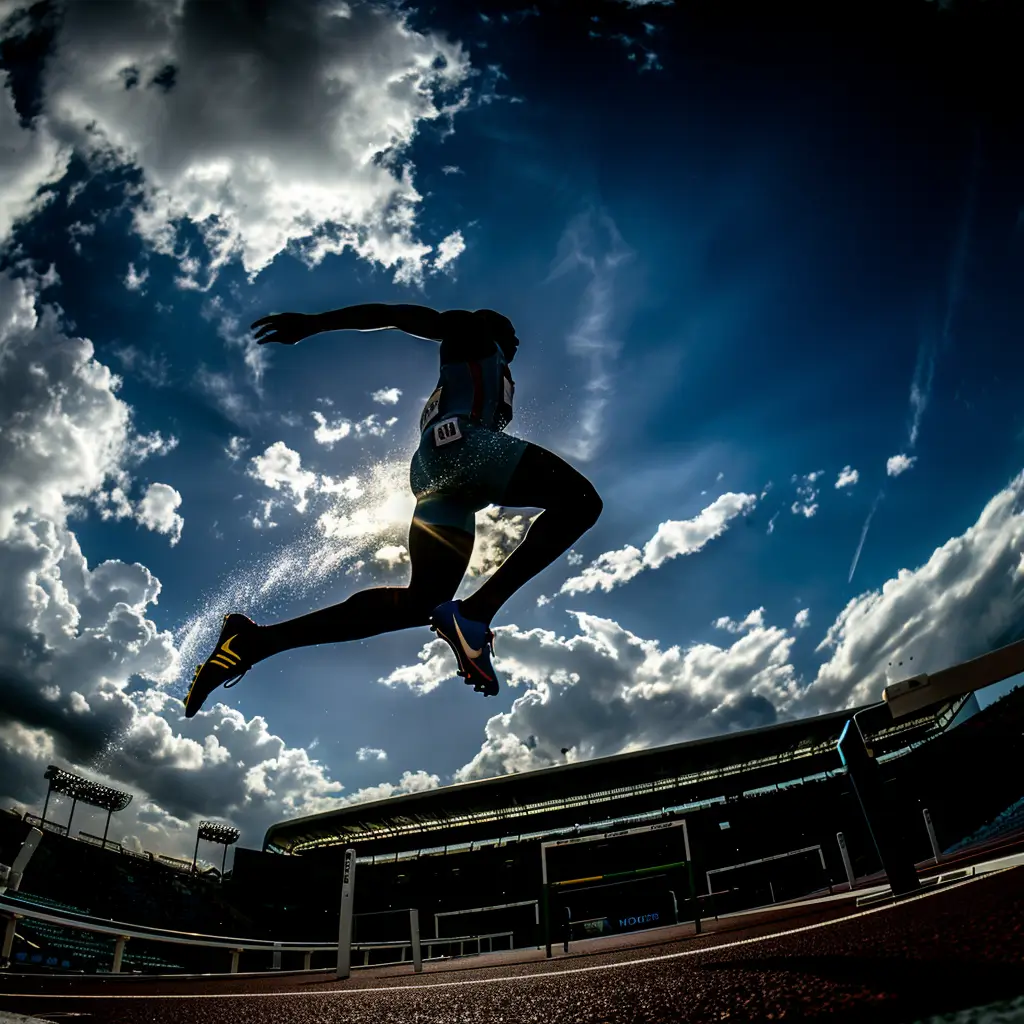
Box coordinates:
[192,821,241,878]
[41,765,132,847]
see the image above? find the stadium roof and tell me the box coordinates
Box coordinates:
[265,698,961,857]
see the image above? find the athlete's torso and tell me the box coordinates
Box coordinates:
[419,337,516,437]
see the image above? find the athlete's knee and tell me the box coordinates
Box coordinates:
[404,585,454,621]
[386,588,434,626]
[577,481,603,529]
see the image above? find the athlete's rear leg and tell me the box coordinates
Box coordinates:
[457,442,602,626]
[428,444,601,697]
[183,518,473,717]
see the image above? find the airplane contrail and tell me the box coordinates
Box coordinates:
[849,490,884,584]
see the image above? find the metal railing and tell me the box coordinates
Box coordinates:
[22,815,67,838]
[0,894,511,976]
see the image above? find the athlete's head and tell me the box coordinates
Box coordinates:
[438,308,519,360]
[472,308,519,360]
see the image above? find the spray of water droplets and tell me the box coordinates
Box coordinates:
[175,457,416,682]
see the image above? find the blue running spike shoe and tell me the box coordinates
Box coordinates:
[429,601,500,697]
[183,613,258,718]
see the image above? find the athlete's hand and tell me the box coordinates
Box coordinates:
[250,312,320,346]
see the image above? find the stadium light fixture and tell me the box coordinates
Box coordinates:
[41,766,132,846]
[192,820,241,878]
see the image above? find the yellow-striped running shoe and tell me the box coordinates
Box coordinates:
[183,614,258,718]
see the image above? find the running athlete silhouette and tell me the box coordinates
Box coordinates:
[183,304,602,717]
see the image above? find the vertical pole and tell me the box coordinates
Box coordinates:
[837,715,920,897]
[2,914,21,959]
[541,843,552,958]
[102,809,112,849]
[534,901,540,950]
[66,797,77,838]
[818,845,833,895]
[222,843,229,879]
[40,781,52,828]
[837,832,855,889]
[769,880,776,903]
[923,808,941,863]
[336,848,356,980]
[112,936,127,974]
[684,819,701,935]
[303,950,312,971]
[272,941,282,970]
[192,830,201,874]
[410,908,422,974]
[230,949,241,973]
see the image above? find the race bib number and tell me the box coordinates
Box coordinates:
[433,417,463,447]
[419,387,442,432]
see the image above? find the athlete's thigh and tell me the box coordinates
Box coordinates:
[499,441,597,510]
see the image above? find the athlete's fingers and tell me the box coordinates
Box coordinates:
[250,315,277,329]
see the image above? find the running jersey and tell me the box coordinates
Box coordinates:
[419,342,515,435]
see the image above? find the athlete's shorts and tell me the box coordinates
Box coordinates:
[409,418,528,533]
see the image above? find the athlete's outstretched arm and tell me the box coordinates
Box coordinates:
[251,304,451,346]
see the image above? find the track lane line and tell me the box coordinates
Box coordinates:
[0,869,1011,1002]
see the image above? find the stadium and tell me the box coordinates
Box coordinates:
[1,641,1023,1022]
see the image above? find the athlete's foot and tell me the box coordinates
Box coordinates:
[183,613,259,718]
[429,600,500,697]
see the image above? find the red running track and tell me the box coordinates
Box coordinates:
[1,866,1022,1023]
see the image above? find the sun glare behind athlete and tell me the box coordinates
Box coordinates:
[183,304,602,717]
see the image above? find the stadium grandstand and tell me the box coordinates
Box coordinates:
[227,682,1024,952]
[1,679,1021,974]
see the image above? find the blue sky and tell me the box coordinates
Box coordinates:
[0,0,1021,861]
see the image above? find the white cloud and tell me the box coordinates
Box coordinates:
[248,442,317,513]
[808,469,1024,710]
[356,746,388,762]
[433,229,465,272]
[338,769,440,806]
[311,411,396,448]
[380,468,1024,783]
[311,411,352,447]
[546,209,634,461]
[466,506,533,580]
[373,544,409,570]
[0,272,444,858]
[371,387,402,406]
[791,470,823,518]
[440,165,463,175]
[561,491,756,595]
[127,430,178,461]
[713,607,765,634]
[225,436,249,462]
[0,57,71,249]
[382,610,801,776]
[34,1,477,288]
[135,482,184,545]
[123,262,149,292]
[887,453,917,477]
[835,466,859,489]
